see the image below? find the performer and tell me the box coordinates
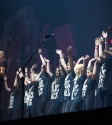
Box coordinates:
[70,55,89,112]
[0,51,7,121]
[95,31,112,107]
[44,57,64,114]
[36,49,50,116]
[82,58,97,110]
[4,72,22,120]
[24,65,38,118]
[56,47,75,113]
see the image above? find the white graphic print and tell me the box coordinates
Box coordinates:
[98,63,106,88]
[82,79,88,97]
[38,78,44,96]
[24,86,34,107]
[64,74,70,97]
[51,78,60,99]
[71,78,79,100]
[64,80,70,97]
[9,95,14,109]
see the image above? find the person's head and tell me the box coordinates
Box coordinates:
[55,67,60,76]
[0,51,4,61]
[74,64,83,75]
[86,66,93,78]
[67,63,72,72]
[67,61,76,73]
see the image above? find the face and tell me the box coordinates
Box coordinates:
[74,67,80,75]
[55,68,59,76]
[86,70,92,78]
[67,63,72,72]
[0,53,3,60]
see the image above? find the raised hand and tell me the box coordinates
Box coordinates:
[67,46,72,53]
[62,53,65,58]
[84,55,90,60]
[25,67,28,73]
[95,38,99,46]
[56,49,62,55]
[18,68,24,78]
[102,31,108,38]
[89,58,96,62]
[99,36,104,44]
[32,63,37,70]
[78,56,84,61]
[44,57,50,63]
[4,75,7,81]
[38,48,42,54]
[16,71,19,75]
[94,60,98,65]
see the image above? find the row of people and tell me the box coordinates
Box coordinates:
[3,31,112,120]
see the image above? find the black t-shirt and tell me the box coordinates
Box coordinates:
[8,86,22,111]
[24,82,37,109]
[64,72,75,100]
[82,78,97,99]
[38,74,50,98]
[98,57,112,91]
[50,75,64,102]
[71,75,86,100]
[0,60,7,94]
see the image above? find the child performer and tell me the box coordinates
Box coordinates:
[82,58,98,110]
[44,57,64,114]
[56,46,76,113]
[70,55,89,112]
[4,71,22,120]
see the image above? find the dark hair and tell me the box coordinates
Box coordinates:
[87,66,93,72]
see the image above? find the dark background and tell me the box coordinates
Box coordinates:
[0,0,112,56]
[0,0,112,121]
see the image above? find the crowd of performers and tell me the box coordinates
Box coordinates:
[0,31,112,120]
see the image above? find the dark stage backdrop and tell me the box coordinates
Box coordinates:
[0,0,112,121]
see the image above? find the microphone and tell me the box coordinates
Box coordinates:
[43,34,54,39]
[108,27,112,32]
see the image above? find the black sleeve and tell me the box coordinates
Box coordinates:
[72,71,75,78]
[105,56,112,68]
[99,59,105,67]
[51,74,55,81]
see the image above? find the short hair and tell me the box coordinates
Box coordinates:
[87,66,93,72]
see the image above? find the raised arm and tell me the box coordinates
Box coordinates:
[99,36,106,59]
[35,66,43,82]
[24,67,29,85]
[75,56,84,69]
[44,58,53,78]
[102,31,108,51]
[104,50,112,56]
[82,55,90,76]
[92,60,98,80]
[67,46,75,70]
[94,38,101,63]
[87,58,96,68]
[38,49,46,66]
[4,75,11,92]
[30,64,37,82]
[56,49,67,73]
[59,59,64,78]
